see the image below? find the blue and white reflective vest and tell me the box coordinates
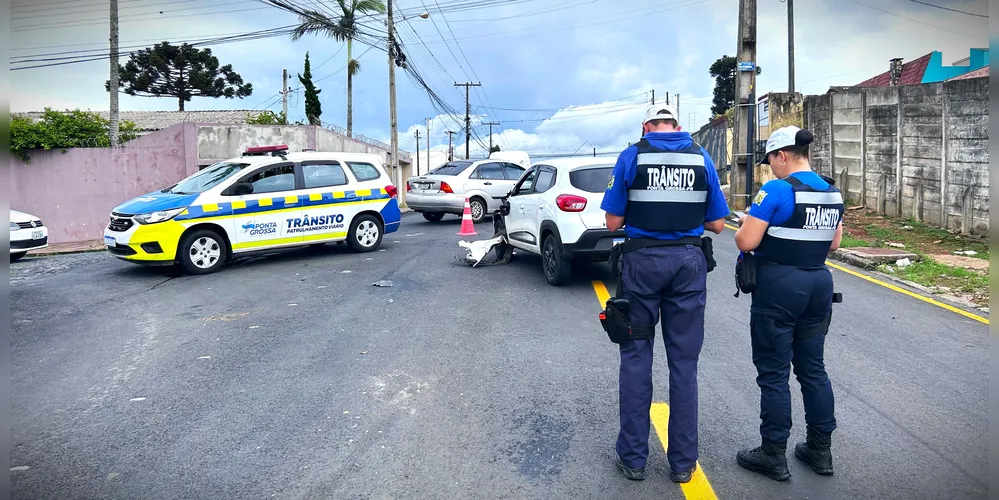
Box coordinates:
[756,176,845,267]
[624,139,709,233]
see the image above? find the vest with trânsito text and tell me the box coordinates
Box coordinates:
[624,139,709,233]
[756,176,845,267]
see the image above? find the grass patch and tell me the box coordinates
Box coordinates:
[842,211,989,260]
[876,258,989,306]
[839,234,869,248]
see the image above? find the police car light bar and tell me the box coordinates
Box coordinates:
[243,144,290,156]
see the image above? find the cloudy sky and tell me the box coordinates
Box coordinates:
[11,0,989,157]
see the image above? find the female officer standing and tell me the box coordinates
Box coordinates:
[733,125,844,481]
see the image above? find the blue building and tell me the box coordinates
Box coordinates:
[921,48,989,83]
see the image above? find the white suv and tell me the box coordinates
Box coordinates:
[406,159,527,223]
[497,157,624,285]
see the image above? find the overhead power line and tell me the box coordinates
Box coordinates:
[840,0,984,39]
[12,4,275,32]
[907,0,988,18]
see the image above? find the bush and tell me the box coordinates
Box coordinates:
[9,108,140,163]
[244,110,305,126]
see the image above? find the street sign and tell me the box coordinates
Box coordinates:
[738,61,756,72]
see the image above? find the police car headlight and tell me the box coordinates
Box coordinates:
[134,207,186,225]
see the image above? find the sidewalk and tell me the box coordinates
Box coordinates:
[33,240,105,255]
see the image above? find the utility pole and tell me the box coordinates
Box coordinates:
[676,94,680,121]
[787,0,795,92]
[733,0,758,210]
[651,89,655,105]
[666,92,670,105]
[447,131,456,161]
[108,0,119,146]
[454,82,481,159]
[483,121,499,152]
[593,147,596,157]
[426,118,431,168]
[282,69,289,120]
[415,129,421,176]
[387,0,403,206]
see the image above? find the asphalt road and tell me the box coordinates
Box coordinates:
[10,212,988,500]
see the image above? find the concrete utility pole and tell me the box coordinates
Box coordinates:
[447,131,456,161]
[483,121,499,152]
[454,82,481,159]
[414,129,421,176]
[387,0,402,204]
[108,0,119,146]
[426,118,431,168]
[282,69,289,120]
[732,0,758,210]
[676,94,680,122]
[651,89,655,105]
[787,0,795,92]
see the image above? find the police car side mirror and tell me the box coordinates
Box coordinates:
[231,182,254,195]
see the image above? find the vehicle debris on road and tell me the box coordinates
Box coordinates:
[372,280,394,287]
[457,216,513,267]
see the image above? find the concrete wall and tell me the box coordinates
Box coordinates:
[10,123,197,244]
[805,77,989,233]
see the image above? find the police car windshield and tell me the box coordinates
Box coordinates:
[429,161,472,176]
[569,165,615,193]
[167,161,250,194]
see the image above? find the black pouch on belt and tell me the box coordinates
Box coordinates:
[734,251,759,297]
[700,236,716,273]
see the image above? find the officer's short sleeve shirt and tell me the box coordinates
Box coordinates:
[748,171,831,226]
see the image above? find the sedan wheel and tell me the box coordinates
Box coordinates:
[542,234,572,286]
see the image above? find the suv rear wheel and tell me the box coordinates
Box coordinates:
[348,214,383,252]
[542,233,572,286]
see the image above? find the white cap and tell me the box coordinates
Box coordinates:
[760,125,811,164]
[642,104,679,124]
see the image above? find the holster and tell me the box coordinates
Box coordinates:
[734,251,759,297]
[600,299,655,344]
[701,236,716,273]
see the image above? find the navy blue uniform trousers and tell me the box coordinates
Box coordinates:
[616,244,706,474]
[750,262,837,444]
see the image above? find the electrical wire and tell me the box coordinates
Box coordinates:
[12,0,230,20]
[838,0,984,39]
[907,0,987,18]
[12,5,276,32]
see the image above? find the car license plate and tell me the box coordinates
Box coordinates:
[32,230,43,240]
[415,183,430,190]
[612,238,624,246]
[104,235,117,247]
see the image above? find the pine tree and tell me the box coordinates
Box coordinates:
[298,52,323,125]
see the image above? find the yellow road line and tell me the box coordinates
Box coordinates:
[590,281,719,500]
[722,224,988,324]
[651,403,719,500]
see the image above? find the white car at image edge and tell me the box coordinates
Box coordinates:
[497,157,624,286]
[10,210,49,262]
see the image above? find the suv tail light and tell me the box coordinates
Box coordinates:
[406,181,412,192]
[385,185,398,198]
[440,181,454,194]
[556,194,587,212]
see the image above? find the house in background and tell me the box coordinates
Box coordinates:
[856,48,989,87]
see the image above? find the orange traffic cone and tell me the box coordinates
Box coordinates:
[456,197,478,236]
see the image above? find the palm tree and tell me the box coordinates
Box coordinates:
[290,0,386,137]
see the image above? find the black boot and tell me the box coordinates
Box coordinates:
[794,427,833,475]
[737,440,791,481]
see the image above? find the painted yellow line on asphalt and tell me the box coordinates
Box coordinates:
[722,224,989,325]
[590,280,719,500]
[651,403,718,500]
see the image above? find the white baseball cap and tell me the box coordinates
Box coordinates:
[760,125,812,164]
[642,104,679,124]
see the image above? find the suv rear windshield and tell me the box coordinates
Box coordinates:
[429,161,472,176]
[569,165,614,193]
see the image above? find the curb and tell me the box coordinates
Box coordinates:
[826,251,989,317]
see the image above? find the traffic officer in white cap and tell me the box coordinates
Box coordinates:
[733,125,844,481]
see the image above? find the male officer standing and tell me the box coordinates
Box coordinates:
[600,104,729,483]
[734,125,843,481]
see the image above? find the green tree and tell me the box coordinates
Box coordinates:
[106,42,253,111]
[298,52,323,125]
[709,55,763,117]
[282,0,387,137]
[10,108,140,162]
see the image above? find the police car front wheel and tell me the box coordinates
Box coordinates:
[348,215,383,252]
[178,229,227,274]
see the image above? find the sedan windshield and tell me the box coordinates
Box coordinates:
[167,161,250,194]
[428,161,473,176]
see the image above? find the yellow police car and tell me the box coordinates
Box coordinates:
[103,145,402,274]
